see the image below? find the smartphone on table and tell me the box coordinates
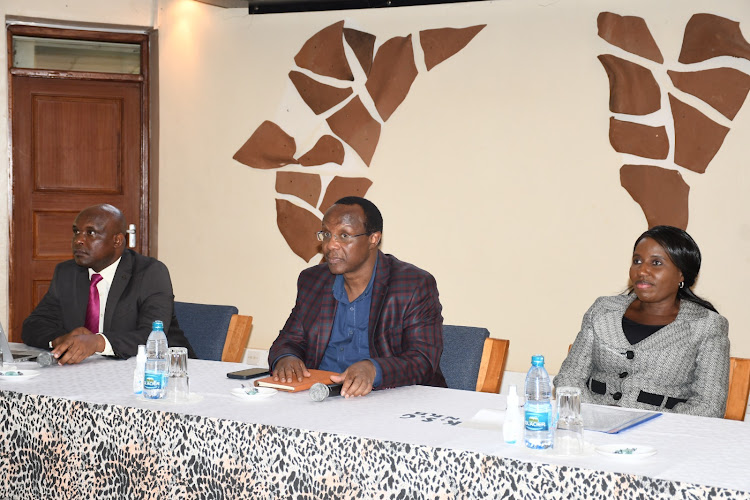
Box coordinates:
[226,367,270,380]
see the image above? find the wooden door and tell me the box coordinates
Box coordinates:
[8,28,151,341]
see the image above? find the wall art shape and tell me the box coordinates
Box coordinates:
[276,199,323,262]
[620,165,690,230]
[668,68,750,120]
[670,94,730,174]
[598,54,661,115]
[326,96,382,166]
[609,118,668,159]
[344,28,376,77]
[294,20,353,81]
[289,71,353,115]
[235,20,483,260]
[319,176,374,214]
[233,120,297,170]
[599,13,750,230]
[297,136,345,167]
[365,35,419,122]
[679,13,750,64]
[420,25,487,72]
[276,175,373,262]
[275,172,321,206]
[597,12,664,63]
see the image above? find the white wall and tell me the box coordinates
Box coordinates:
[2,0,749,374]
[155,0,750,372]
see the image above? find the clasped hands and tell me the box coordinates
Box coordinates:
[49,327,105,365]
[272,356,376,398]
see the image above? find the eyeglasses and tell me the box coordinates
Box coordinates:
[316,231,369,243]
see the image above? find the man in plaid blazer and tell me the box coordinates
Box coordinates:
[269,197,446,397]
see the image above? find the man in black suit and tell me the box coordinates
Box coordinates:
[22,204,194,364]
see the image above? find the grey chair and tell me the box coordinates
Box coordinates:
[440,325,509,393]
[174,301,250,362]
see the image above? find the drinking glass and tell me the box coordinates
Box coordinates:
[554,386,584,454]
[167,347,189,402]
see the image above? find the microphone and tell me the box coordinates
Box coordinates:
[309,382,343,402]
[37,351,58,367]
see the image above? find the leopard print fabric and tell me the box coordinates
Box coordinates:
[0,391,745,499]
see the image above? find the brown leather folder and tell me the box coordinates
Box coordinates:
[254,369,338,392]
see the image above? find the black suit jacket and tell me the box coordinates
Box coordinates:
[22,249,195,359]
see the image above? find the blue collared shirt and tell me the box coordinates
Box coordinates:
[319,257,383,387]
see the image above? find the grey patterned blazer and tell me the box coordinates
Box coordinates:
[554,295,729,418]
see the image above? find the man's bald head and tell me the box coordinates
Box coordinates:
[72,204,127,272]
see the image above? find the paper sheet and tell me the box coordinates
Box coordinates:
[582,404,662,434]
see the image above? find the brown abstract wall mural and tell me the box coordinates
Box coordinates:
[233,21,485,261]
[598,12,750,229]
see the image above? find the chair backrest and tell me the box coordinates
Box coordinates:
[725,357,750,421]
[222,314,253,363]
[476,338,510,393]
[174,301,238,361]
[441,325,509,393]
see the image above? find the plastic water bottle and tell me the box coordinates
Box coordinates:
[524,354,553,449]
[143,321,168,399]
[133,344,146,395]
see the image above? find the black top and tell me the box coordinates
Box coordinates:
[622,316,666,345]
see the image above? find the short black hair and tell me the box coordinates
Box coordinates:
[333,196,383,234]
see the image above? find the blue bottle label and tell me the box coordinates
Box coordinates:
[144,371,166,391]
[524,409,550,431]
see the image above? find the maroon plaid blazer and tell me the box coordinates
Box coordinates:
[269,251,446,389]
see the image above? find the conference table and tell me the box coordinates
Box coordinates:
[1,355,749,499]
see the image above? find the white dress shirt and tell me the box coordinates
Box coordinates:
[88,257,122,356]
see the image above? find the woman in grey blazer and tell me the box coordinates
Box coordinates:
[554,226,730,418]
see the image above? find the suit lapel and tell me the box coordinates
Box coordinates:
[73,265,91,327]
[104,251,132,332]
[637,300,706,348]
[597,295,708,350]
[368,251,389,355]
[593,295,634,348]
[313,280,337,366]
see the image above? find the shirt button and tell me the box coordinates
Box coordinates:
[625,351,635,360]
[619,372,628,378]
[340,347,344,352]
[613,392,623,401]
[350,307,354,311]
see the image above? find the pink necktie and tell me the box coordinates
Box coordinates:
[84,274,103,333]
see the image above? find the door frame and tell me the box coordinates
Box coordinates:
[6,24,155,340]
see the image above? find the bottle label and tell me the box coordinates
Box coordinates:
[144,371,166,392]
[524,409,550,431]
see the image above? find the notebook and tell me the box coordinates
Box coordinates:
[0,321,41,363]
[254,369,338,392]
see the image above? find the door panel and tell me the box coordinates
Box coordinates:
[33,210,80,259]
[10,75,146,341]
[34,95,124,191]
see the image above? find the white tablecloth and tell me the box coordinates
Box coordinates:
[2,355,749,497]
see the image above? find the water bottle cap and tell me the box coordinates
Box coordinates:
[152,320,164,331]
[531,354,545,367]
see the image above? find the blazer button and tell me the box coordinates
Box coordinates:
[619,372,628,378]
[613,392,622,401]
[626,351,635,360]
